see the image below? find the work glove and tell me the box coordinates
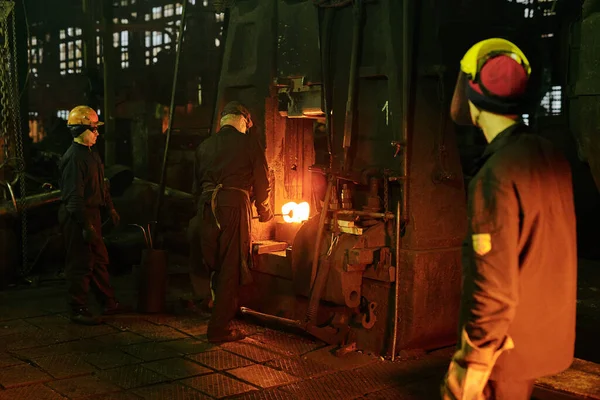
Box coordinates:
[82,224,100,244]
[441,329,514,400]
[258,207,274,223]
[109,208,121,227]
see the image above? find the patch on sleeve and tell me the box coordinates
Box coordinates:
[472,233,492,256]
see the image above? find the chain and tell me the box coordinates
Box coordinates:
[2,6,29,277]
[0,13,9,163]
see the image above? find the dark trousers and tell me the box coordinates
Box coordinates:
[199,204,242,336]
[59,205,115,312]
[484,379,535,400]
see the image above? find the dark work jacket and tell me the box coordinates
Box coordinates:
[58,142,113,226]
[192,125,271,217]
[460,123,577,380]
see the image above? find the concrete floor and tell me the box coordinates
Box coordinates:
[0,263,599,400]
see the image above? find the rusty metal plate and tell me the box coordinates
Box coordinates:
[84,350,142,370]
[92,392,143,400]
[266,357,332,378]
[0,319,40,337]
[136,325,189,342]
[0,362,53,388]
[229,319,266,336]
[0,352,22,368]
[182,373,257,398]
[134,383,213,400]
[47,375,122,398]
[251,330,324,356]
[0,383,66,400]
[228,364,300,388]
[228,388,294,400]
[24,314,70,330]
[14,338,110,360]
[355,357,447,388]
[97,364,169,390]
[95,331,150,346]
[162,338,217,355]
[164,318,210,337]
[106,317,161,333]
[188,349,254,370]
[61,322,120,338]
[120,342,182,361]
[33,353,96,379]
[222,338,284,363]
[362,377,444,399]
[143,357,212,379]
[279,369,378,400]
[4,330,74,351]
[0,306,47,322]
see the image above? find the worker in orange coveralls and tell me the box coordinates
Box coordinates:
[441,39,577,399]
[190,101,273,343]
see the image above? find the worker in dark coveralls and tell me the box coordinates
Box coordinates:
[58,106,131,325]
[441,39,577,399]
[191,101,273,343]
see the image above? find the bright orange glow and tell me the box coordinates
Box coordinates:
[282,201,310,223]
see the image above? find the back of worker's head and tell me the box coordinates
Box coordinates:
[219,101,253,134]
[451,38,531,126]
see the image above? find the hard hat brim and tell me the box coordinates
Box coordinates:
[460,38,531,79]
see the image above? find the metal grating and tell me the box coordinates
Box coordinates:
[13,338,110,360]
[135,325,189,342]
[0,363,53,388]
[143,357,212,379]
[134,383,213,399]
[164,318,210,337]
[279,369,378,400]
[97,364,169,390]
[229,319,266,336]
[182,372,257,398]
[162,338,217,355]
[188,349,254,370]
[0,318,40,337]
[84,350,142,370]
[4,330,74,351]
[95,332,150,346]
[91,392,143,400]
[228,364,300,388]
[362,377,444,399]
[33,353,96,379]
[0,383,67,400]
[355,357,448,388]
[266,357,332,378]
[62,322,120,338]
[0,352,23,368]
[251,330,324,356]
[222,338,284,363]
[229,387,294,400]
[120,342,183,361]
[47,375,122,398]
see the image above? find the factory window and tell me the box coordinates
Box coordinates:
[96,35,103,64]
[215,38,220,47]
[543,8,556,17]
[57,110,69,119]
[59,28,83,75]
[216,13,225,23]
[113,19,130,69]
[144,4,183,65]
[28,36,43,77]
[203,0,207,5]
[541,33,554,38]
[521,114,529,126]
[540,86,562,116]
[198,79,203,105]
[524,8,534,18]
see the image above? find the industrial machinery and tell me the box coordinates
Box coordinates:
[212,0,469,357]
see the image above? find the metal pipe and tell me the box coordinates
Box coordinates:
[319,8,335,169]
[101,0,116,165]
[391,200,401,361]
[240,307,304,328]
[310,176,335,289]
[401,0,412,225]
[333,209,395,219]
[151,0,189,247]
[342,0,364,172]
[0,190,61,217]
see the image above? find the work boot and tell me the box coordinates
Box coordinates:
[103,302,133,316]
[207,329,246,344]
[70,308,102,325]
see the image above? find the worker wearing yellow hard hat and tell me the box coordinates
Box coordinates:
[443,39,577,399]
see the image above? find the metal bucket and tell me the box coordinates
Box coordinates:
[137,249,168,313]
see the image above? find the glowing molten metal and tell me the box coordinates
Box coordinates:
[282,201,310,223]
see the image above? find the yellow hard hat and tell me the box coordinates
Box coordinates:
[460,38,531,82]
[67,106,104,127]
